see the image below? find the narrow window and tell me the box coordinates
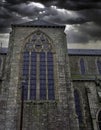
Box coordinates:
[80,58,85,75]
[40,52,46,100]
[97,60,101,74]
[74,90,83,128]
[30,52,36,100]
[98,111,101,130]
[47,52,55,100]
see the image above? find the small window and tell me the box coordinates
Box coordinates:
[97,60,101,74]
[80,58,85,75]
[98,111,101,130]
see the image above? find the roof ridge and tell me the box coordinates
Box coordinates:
[12,19,65,27]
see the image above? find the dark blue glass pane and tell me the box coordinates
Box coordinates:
[40,52,45,57]
[74,90,83,124]
[48,65,53,69]
[40,75,46,79]
[30,84,36,89]
[31,52,36,56]
[23,52,29,61]
[48,70,54,75]
[40,52,45,62]
[40,79,46,85]
[48,90,55,100]
[47,62,53,66]
[97,60,101,74]
[40,70,46,74]
[40,58,46,62]
[31,70,36,75]
[47,57,53,62]
[40,52,46,100]
[31,53,36,62]
[47,52,53,57]
[80,58,85,75]
[40,89,46,100]
[40,62,46,66]
[23,52,29,57]
[30,74,36,79]
[30,79,36,85]
[48,79,54,84]
[23,65,29,70]
[48,84,54,90]
[48,74,54,79]
[30,89,36,100]
[22,80,28,86]
[40,65,46,68]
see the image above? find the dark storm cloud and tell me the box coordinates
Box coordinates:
[0,0,101,43]
[66,22,101,43]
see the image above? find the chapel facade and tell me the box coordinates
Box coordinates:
[0,20,100,130]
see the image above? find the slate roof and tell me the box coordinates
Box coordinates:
[12,19,65,28]
[0,48,8,54]
[1,48,101,56]
[68,49,101,56]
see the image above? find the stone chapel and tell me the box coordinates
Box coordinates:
[0,19,101,130]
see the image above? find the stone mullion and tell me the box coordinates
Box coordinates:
[36,53,40,100]
[27,51,31,100]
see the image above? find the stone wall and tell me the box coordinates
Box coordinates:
[4,26,78,130]
[69,55,101,130]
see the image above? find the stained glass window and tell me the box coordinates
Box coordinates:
[74,90,83,125]
[98,111,101,130]
[97,60,101,74]
[21,31,55,101]
[80,58,85,75]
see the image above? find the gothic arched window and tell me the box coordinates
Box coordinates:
[74,89,83,128]
[22,31,55,101]
[80,58,85,75]
[97,60,101,74]
[98,111,101,130]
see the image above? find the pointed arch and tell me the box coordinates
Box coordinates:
[97,59,101,74]
[80,58,85,75]
[21,30,56,101]
[96,109,101,130]
[21,30,55,53]
[74,89,83,129]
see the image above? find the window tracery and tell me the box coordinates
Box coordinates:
[74,89,83,128]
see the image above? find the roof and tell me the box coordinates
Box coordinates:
[12,19,65,28]
[1,48,101,56]
[0,48,8,54]
[68,49,101,56]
